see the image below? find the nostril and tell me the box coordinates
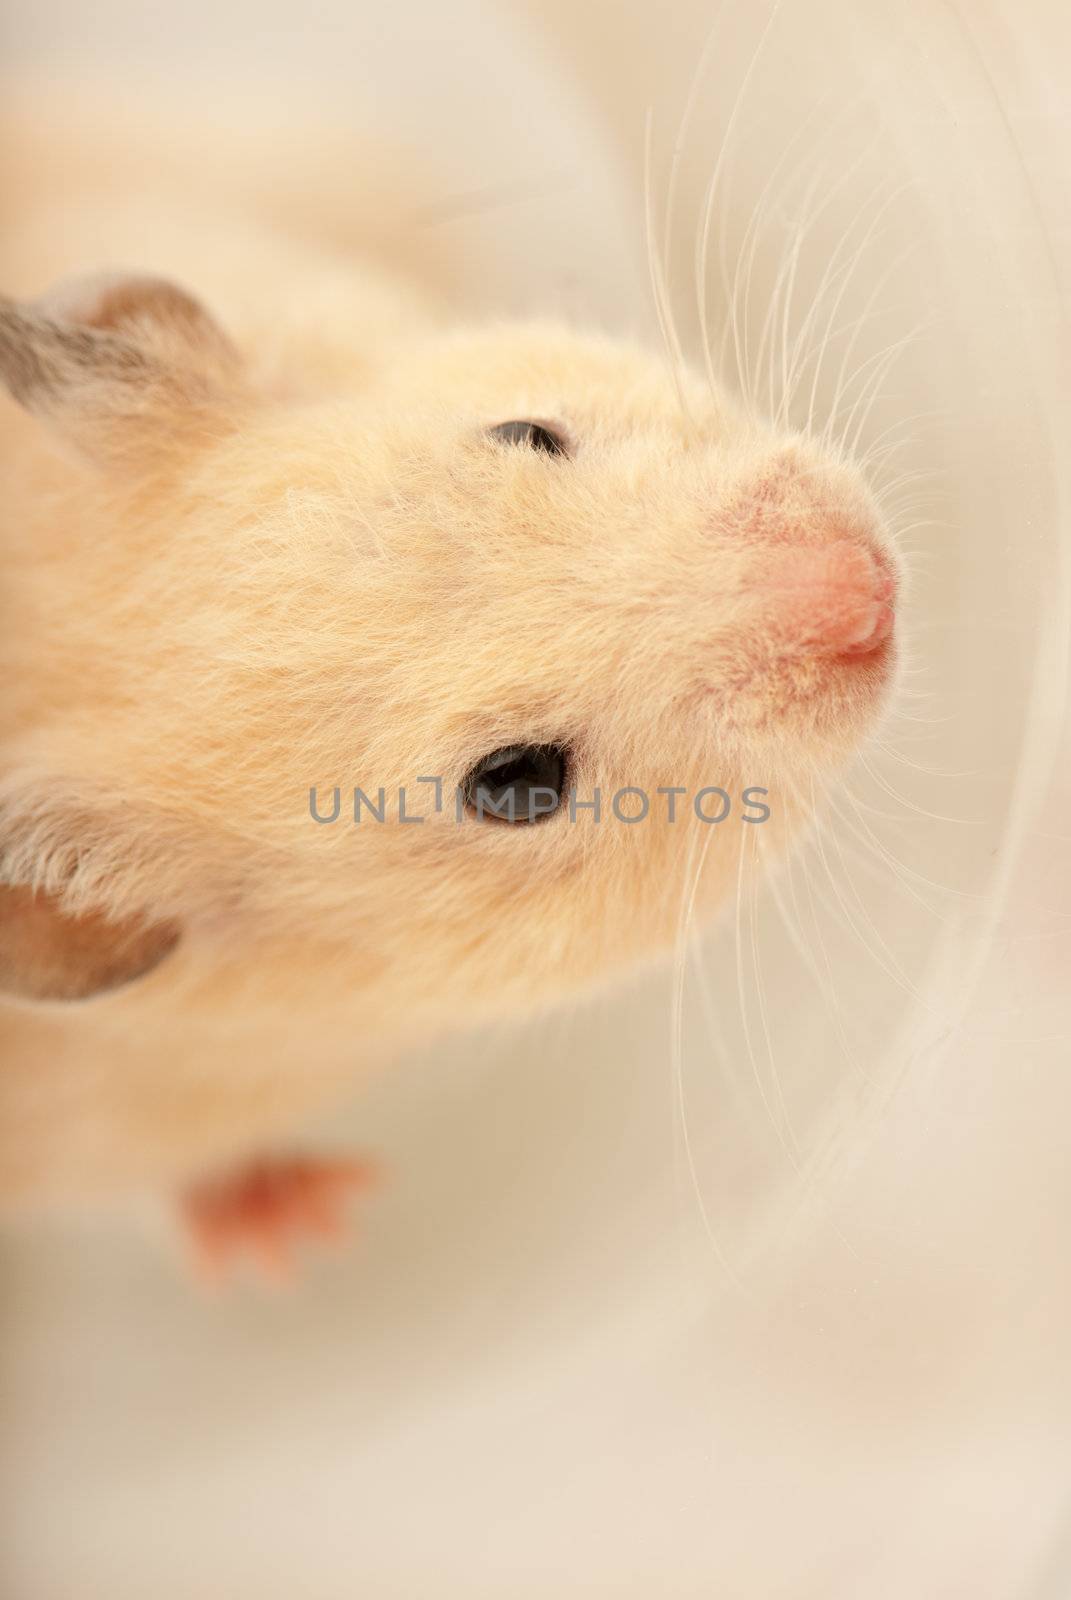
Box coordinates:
[763,539,896,658]
[837,593,895,655]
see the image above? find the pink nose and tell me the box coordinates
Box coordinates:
[765,540,896,658]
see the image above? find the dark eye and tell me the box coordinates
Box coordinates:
[462,743,568,824]
[487,419,570,457]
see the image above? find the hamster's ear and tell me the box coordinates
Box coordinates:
[0,777,187,1001]
[0,884,180,1002]
[0,271,241,464]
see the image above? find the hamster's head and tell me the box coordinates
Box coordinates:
[0,277,899,1024]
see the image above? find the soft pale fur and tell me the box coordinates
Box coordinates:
[0,95,899,1204]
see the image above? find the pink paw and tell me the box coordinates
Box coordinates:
[180,1154,378,1281]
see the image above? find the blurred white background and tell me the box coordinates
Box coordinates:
[2,2,1070,1596]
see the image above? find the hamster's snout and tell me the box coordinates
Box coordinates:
[712,448,899,686]
[764,540,896,662]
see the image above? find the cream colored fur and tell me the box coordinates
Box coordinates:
[0,93,899,1202]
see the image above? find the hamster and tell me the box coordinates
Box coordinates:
[0,93,899,1269]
